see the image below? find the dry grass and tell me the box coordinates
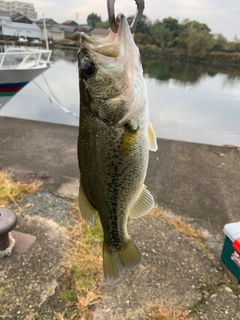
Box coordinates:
[146,302,190,320]
[149,205,203,242]
[61,200,103,319]
[0,170,41,207]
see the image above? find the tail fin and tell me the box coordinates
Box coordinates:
[103,239,141,285]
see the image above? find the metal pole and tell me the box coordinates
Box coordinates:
[0,208,17,251]
[42,13,49,50]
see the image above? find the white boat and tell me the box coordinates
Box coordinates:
[0,47,52,109]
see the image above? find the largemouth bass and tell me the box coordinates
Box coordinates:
[77,14,158,284]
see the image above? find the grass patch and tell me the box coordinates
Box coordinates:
[0,170,41,207]
[146,302,190,320]
[60,201,103,319]
[60,289,75,302]
[150,205,204,242]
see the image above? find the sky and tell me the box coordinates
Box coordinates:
[34,0,240,40]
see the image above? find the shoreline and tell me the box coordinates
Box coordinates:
[54,42,240,67]
[1,38,240,67]
[139,46,240,67]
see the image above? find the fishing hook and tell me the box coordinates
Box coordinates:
[107,0,145,33]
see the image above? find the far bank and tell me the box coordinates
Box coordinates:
[54,39,240,67]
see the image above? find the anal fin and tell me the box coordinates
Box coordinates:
[130,185,155,218]
[78,183,97,227]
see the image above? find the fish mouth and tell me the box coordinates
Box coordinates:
[80,14,134,61]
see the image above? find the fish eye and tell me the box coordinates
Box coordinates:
[81,60,96,77]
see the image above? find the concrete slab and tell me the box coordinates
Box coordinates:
[0,213,68,320]
[0,116,239,319]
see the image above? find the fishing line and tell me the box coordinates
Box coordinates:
[33,76,79,120]
[42,73,62,106]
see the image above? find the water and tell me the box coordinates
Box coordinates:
[1,48,240,147]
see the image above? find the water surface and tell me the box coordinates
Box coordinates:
[1,48,240,146]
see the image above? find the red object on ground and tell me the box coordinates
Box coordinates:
[233,239,240,253]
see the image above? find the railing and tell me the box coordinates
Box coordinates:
[0,47,52,69]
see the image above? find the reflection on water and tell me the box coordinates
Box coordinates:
[0,49,240,146]
[142,59,240,85]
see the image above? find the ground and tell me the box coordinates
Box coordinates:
[0,117,239,319]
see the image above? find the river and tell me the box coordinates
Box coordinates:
[1,48,240,146]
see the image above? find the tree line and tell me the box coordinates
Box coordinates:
[86,13,240,55]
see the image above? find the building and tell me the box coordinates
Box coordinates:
[40,25,64,41]
[91,28,110,38]
[36,18,65,40]
[0,0,37,21]
[10,11,32,23]
[0,14,41,38]
[62,20,78,27]
[36,18,58,25]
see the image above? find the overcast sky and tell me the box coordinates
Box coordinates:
[34,0,240,40]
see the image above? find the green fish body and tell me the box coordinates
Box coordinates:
[78,14,158,284]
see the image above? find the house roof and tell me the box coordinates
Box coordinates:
[62,20,78,26]
[10,12,33,24]
[57,24,75,32]
[91,28,110,36]
[0,17,40,31]
[78,24,91,31]
[36,18,58,25]
[0,11,33,24]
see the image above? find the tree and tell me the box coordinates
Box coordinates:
[229,35,240,51]
[96,19,110,29]
[213,33,228,50]
[176,19,212,50]
[87,13,101,29]
[151,20,174,48]
[186,30,214,55]
[127,14,152,34]
[183,20,211,34]
[162,17,182,38]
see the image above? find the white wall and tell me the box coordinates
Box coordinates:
[1,24,41,38]
[0,17,41,38]
[40,27,65,41]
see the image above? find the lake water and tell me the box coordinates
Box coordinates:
[1,48,240,147]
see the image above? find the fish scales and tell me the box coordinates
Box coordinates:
[78,14,158,284]
[79,96,149,240]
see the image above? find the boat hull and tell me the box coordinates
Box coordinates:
[0,66,49,97]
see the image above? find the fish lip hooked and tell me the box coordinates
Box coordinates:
[107,0,145,33]
[79,15,129,56]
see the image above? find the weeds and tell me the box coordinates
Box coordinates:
[150,205,203,242]
[0,170,41,207]
[62,201,103,319]
[147,303,190,320]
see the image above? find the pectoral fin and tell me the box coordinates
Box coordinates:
[78,183,97,227]
[130,185,155,218]
[148,122,158,152]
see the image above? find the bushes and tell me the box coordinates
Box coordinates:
[139,44,161,57]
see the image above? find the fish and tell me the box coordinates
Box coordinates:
[77,14,158,284]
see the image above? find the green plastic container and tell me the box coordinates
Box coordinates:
[221,222,240,282]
